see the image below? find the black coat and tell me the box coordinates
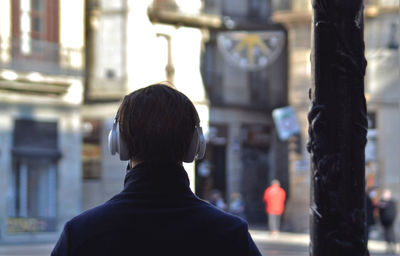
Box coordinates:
[51,162,261,256]
[378,199,397,227]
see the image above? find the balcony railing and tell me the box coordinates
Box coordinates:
[0,37,83,76]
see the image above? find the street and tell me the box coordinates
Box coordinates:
[0,231,397,256]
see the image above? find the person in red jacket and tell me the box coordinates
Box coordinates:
[263,179,286,235]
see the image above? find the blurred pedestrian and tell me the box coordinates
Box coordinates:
[263,179,286,235]
[209,189,227,211]
[51,83,261,256]
[229,192,246,219]
[378,189,397,255]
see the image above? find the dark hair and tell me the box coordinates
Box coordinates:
[117,83,199,163]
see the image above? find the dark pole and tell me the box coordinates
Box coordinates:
[307,0,369,256]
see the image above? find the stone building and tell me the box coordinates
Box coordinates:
[0,0,84,242]
[199,2,289,223]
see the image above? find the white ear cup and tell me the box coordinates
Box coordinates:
[183,128,199,163]
[108,118,130,161]
[183,126,206,163]
[108,121,118,155]
[116,122,130,161]
[197,127,206,160]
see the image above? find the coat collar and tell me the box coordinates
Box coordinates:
[123,162,191,194]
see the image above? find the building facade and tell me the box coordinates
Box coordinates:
[200,25,289,223]
[0,0,84,242]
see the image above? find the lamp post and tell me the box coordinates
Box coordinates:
[308,1,369,255]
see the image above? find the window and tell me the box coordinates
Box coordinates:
[8,158,57,233]
[12,0,59,57]
[33,0,44,11]
[82,120,102,179]
[8,119,60,233]
[32,17,44,33]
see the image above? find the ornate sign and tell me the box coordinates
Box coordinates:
[217,31,285,71]
[272,106,300,141]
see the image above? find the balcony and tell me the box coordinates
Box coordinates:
[0,37,83,77]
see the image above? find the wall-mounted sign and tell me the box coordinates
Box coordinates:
[272,106,300,141]
[366,129,377,162]
[217,31,285,70]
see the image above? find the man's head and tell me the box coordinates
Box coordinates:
[117,83,200,164]
[382,189,392,200]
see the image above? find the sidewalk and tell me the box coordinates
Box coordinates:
[249,229,399,254]
[0,231,398,256]
[0,243,54,256]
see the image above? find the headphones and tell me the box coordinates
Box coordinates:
[108,115,206,163]
[108,116,130,161]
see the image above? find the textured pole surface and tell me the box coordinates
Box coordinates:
[308,0,369,255]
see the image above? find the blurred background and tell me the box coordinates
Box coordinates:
[0,0,398,246]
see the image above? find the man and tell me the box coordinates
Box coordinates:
[51,83,261,256]
[263,179,286,235]
[378,189,397,255]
